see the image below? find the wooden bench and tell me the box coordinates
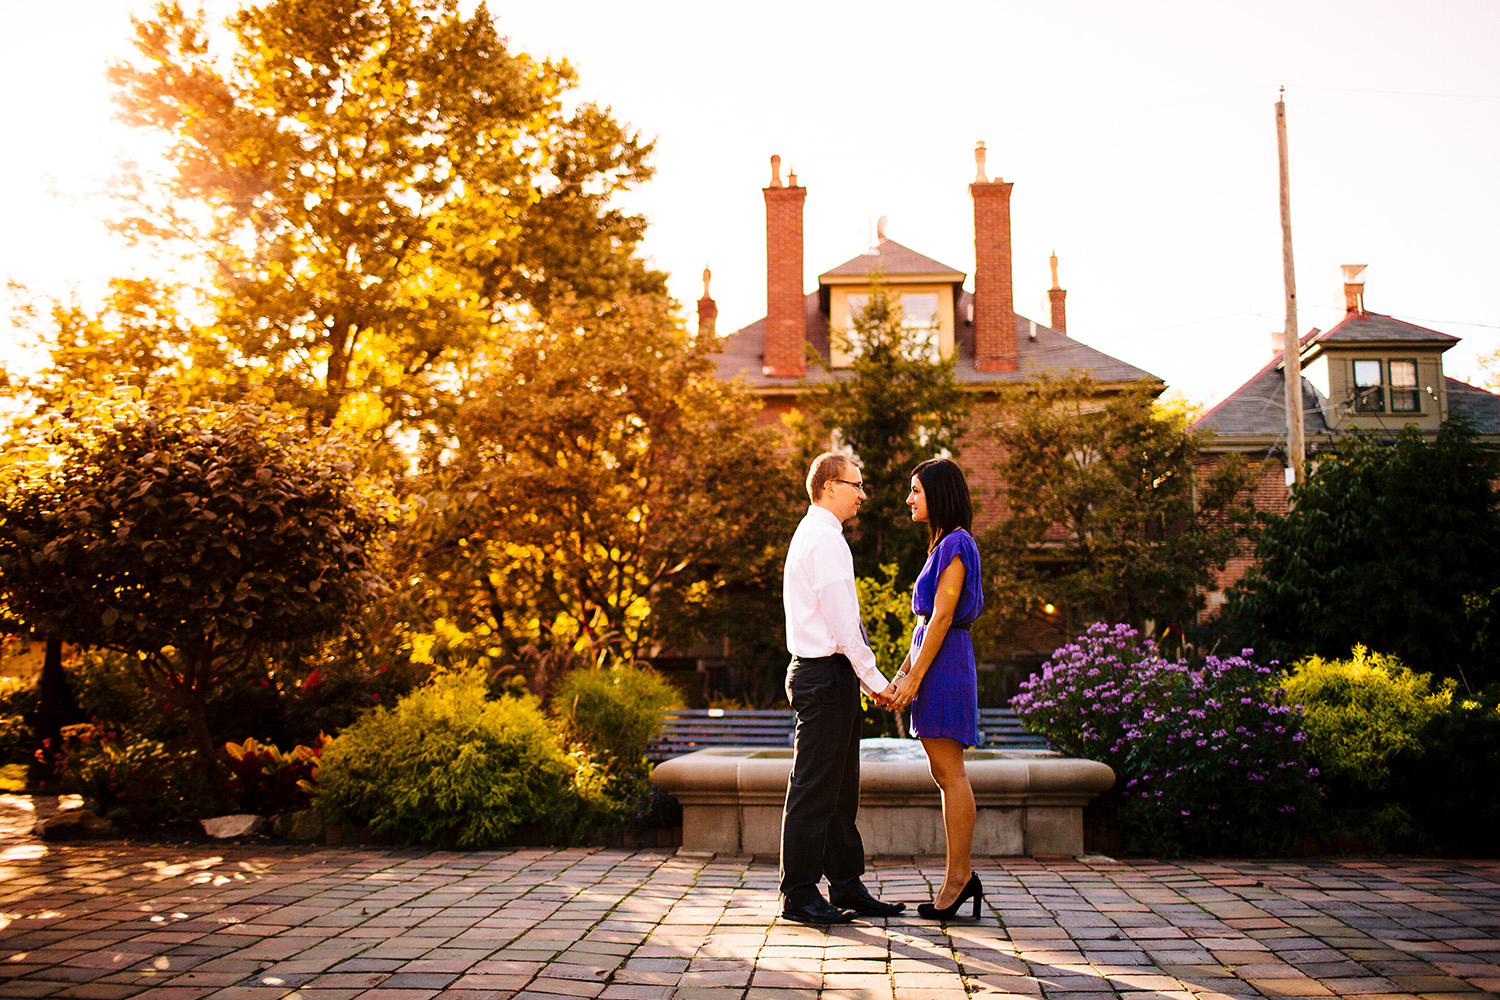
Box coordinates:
[648,708,794,762]
[648,706,1048,760]
[979,707,1051,750]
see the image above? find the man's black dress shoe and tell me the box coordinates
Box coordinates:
[780,898,856,925]
[829,885,907,917]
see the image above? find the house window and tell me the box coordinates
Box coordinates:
[843,292,941,362]
[1390,360,1420,412]
[1352,359,1384,412]
[899,293,940,330]
[1350,359,1423,415]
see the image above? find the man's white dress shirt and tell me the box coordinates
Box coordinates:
[783,505,886,696]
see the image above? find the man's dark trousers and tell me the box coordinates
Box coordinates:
[779,653,865,905]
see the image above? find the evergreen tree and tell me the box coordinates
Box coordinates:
[797,285,970,581]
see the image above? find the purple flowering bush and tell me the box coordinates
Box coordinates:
[1012,623,1320,855]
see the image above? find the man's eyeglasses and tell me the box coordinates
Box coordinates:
[833,479,868,494]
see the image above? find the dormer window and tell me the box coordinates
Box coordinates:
[1390,360,1420,412]
[1352,358,1422,414]
[898,293,940,330]
[1353,360,1383,412]
[842,292,941,362]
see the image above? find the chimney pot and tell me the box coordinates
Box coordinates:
[697,264,717,341]
[1341,263,1367,313]
[787,167,797,187]
[770,154,782,189]
[1047,252,1068,333]
[974,141,989,184]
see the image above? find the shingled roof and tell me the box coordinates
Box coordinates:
[714,289,1160,390]
[1312,310,1461,348]
[1194,351,1332,443]
[1196,322,1500,442]
[819,239,965,281]
[1448,378,1500,430]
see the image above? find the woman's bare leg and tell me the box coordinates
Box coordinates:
[921,736,975,907]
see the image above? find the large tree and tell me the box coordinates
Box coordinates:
[0,398,386,758]
[983,374,1258,643]
[403,293,799,673]
[1222,422,1500,681]
[26,0,660,435]
[796,286,970,581]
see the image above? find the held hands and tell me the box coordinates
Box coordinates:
[888,670,920,712]
[871,671,919,712]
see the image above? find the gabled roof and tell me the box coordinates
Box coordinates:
[714,289,1160,390]
[1196,352,1500,443]
[1448,378,1500,430]
[1194,350,1331,441]
[819,239,965,283]
[1309,310,1460,350]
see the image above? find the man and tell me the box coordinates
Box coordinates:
[779,452,904,924]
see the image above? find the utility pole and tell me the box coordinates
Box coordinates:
[1277,88,1307,485]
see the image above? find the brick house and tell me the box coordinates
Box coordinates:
[1193,266,1500,613]
[704,146,1162,511]
[699,146,1164,676]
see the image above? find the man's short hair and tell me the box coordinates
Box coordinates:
[806,451,856,501]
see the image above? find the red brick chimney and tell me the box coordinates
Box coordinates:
[1047,251,1067,333]
[1342,264,1367,314]
[697,265,718,340]
[970,142,1017,372]
[763,155,807,377]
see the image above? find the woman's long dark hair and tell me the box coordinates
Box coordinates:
[912,457,973,553]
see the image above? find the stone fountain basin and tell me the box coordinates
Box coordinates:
[652,740,1115,858]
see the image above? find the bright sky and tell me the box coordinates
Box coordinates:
[2,0,1497,406]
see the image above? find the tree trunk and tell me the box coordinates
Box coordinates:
[28,636,81,786]
[181,694,220,765]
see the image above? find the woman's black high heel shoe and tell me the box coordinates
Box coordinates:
[917,872,983,920]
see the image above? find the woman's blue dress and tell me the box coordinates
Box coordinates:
[908,528,984,746]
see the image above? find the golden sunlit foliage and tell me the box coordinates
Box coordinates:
[26,0,662,437]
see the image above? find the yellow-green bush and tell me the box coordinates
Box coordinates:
[1283,646,1453,791]
[550,663,680,768]
[315,670,587,846]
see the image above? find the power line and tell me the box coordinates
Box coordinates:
[1284,83,1500,101]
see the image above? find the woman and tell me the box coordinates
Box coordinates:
[889,457,984,920]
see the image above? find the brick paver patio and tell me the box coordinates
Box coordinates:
[1,796,1497,999]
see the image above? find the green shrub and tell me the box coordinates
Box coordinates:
[548,662,682,832]
[1395,686,1500,854]
[314,670,585,846]
[1283,646,1453,792]
[0,678,37,765]
[53,723,227,825]
[856,564,918,738]
[550,663,680,769]
[1281,646,1464,850]
[67,641,424,753]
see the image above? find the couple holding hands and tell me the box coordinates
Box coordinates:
[780,452,985,925]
